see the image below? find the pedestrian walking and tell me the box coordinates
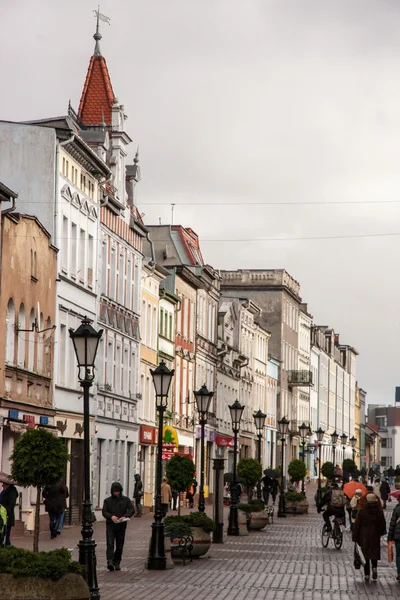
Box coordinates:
[358,486,383,511]
[373,479,381,500]
[102,481,134,571]
[271,478,279,505]
[350,489,363,531]
[0,482,18,546]
[262,475,273,505]
[353,493,386,582]
[171,486,179,511]
[368,467,375,484]
[43,481,69,539]
[161,476,172,517]
[133,474,143,517]
[387,495,400,581]
[380,479,391,509]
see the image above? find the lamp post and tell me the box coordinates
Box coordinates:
[253,409,266,500]
[298,422,308,495]
[350,436,357,463]
[147,361,174,570]
[227,399,244,536]
[69,317,103,600]
[316,427,325,507]
[340,432,348,468]
[194,384,213,513]
[277,416,290,518]
[331,430,338,469]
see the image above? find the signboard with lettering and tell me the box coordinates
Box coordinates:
[139,425,157,445]
[162,425,178,447]
[216,435,234,448]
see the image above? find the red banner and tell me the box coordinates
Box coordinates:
[140,425,157,445]
[216,435,234,448]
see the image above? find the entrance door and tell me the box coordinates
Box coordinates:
[69,439,84,524]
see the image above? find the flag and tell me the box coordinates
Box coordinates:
[93,10,111,25]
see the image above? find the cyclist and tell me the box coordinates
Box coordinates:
[319,482,347,531]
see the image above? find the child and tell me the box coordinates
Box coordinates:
[350,489,363,531]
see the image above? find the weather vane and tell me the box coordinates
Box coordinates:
[92,7,111,56]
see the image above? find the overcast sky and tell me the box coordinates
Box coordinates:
[1,0,400,406]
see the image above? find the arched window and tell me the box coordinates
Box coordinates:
[17,303,26,367]
[37,312,44,373]
[44,317,52,377]
[5,299,15,364]
[28,308,35,371]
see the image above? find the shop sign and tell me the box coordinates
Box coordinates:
[140,425,157,445]
[216,435,234,448]
[196,427,217,442]
[162,425,178,447]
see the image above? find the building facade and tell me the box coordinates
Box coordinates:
[0,212,57,529]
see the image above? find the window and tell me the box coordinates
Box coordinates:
[376,415,387,428]
[79,229,85,282]
[17,303,25,367]
[381,438,392,449]
[169,314,173,340]
[62,157,69,178]
[30,249,37,280]
[160,309,164,337]
[71,223,77,276]
[62,216,68,271]
[88,234,94,287]
[147,303,152,347]
[28,308,35,371]
[58,322,66,385]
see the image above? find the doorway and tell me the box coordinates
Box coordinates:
[69,439,84,524]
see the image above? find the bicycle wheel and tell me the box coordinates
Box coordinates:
[322,524,330,547]
[334,525,343,550]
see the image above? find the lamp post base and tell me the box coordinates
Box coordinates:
[147,521,166,571]
[277,491,286,518]
[78,538,100,600]
[227,504,239,536]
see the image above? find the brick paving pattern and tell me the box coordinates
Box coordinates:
[12,487,400,600]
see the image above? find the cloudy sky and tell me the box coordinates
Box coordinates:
[1,0,400,406]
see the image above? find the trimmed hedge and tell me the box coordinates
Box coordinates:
[0,547,84,580]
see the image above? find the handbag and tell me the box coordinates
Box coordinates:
[354,544,361,570]
[355,543,366,567]
[388,540,394,563]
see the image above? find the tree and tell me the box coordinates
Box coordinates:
[321,461,334,481]
[10,428,69,552]
[288,459,306,483]
[237,458,262,500]
[343,458,356,476]
[166,455,195,515]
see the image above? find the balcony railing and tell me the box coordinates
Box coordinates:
[288,370,313,387]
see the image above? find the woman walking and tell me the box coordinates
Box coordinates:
[387,495,400,580]
[353,493,386,582]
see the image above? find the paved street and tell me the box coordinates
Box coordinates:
[12,487,400,600]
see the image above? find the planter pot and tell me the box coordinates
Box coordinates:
[164,535,175,569]
[0,573,89,600]
[285,501,298,514]
[190,527,211,557]
[249,511,268,530]
[395,481,400,490]
[238,510,249,536]
[296,498,309,514]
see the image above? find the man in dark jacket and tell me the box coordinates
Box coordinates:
[102,482,134,571]
[380,479,391,509]
[133,474,143,517]
[0,482,18,546]
[43,481,68,539]
[388,496,400,580]
[318,483,347,531]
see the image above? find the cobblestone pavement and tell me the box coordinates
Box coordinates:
[13,488,400,600]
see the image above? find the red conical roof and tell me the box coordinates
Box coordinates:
[78,55,115,126]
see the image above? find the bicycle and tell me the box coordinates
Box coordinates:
[321,516,343,550]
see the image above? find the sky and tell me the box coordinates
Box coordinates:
[1,0,400,406]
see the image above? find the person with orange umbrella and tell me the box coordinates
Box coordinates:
[343,481,367,500]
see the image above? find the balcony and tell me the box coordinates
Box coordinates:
[288,370,313,387]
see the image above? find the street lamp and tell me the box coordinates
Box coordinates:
[147,361,174,570]
[316,427,325,507]
[277,416,290,518]
[254,409,266,500]
[69,317,103,600]
[340,432,348,467]
[331,430,339,467]
[227,399,244,536]
[350,435,357,463]
[194,384,213,513]
[298,422,309,495]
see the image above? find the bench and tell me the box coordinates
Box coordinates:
[170,535,193,565]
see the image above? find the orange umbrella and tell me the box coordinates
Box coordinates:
[343,481,367,499]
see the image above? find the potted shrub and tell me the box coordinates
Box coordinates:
[237,458,262,501]
[287,460,308,512]
[10,428,69,552]
[238,500,268,530]
[0,547,88,600]
[285,491,304,514]
[342,459,356,481]
[182,512,214,557]
[395,476,400,490]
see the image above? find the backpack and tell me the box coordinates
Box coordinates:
[331,489,347,508]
